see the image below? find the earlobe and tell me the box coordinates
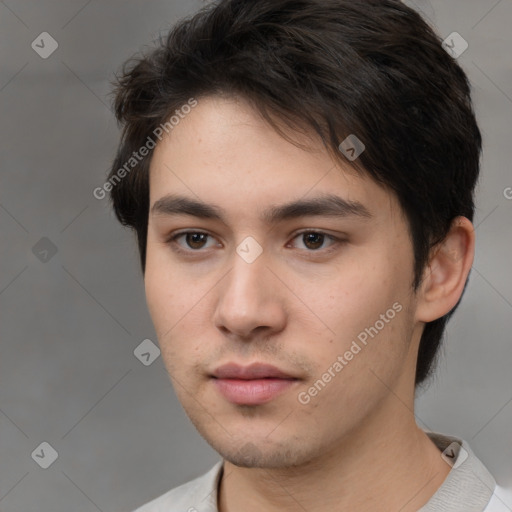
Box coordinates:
[415,216,475,323]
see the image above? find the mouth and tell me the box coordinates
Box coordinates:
[211,377,299,405]
[210,362,300,405]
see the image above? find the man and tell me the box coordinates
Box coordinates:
[107,0,508,510]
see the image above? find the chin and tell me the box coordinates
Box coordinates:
[204,432,315,469]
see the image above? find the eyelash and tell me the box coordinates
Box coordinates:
[166,230,343,256]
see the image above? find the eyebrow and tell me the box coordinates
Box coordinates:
[150,193,372,224]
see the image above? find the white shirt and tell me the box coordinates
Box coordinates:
[131,431,510,512]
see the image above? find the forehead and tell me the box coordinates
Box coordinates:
[148,95,401,225]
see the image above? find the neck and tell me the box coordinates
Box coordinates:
[218,385,450,512]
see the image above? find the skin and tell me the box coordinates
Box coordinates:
[144,94,475,512]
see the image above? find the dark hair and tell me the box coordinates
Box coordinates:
[107,0,482,388]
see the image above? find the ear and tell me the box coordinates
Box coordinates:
[415,216,475,323]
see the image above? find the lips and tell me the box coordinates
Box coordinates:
[211,362,298,380]
[211,362,299,405]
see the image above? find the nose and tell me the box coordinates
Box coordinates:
[213,246,287,340]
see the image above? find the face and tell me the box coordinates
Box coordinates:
[145,94,420,469]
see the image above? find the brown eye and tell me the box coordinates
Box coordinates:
[184,232,209,249]
[169,231,217,252]
[291,231,337,252]
[302,232,325,250]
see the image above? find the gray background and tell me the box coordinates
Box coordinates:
[1,1,511,511]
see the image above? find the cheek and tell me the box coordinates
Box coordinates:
[144,260,172,335]
[144,250,212,370]
[312,255,395,330]
[304,249,412,371]
[144,239,193,324]
[144,248,189,352]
